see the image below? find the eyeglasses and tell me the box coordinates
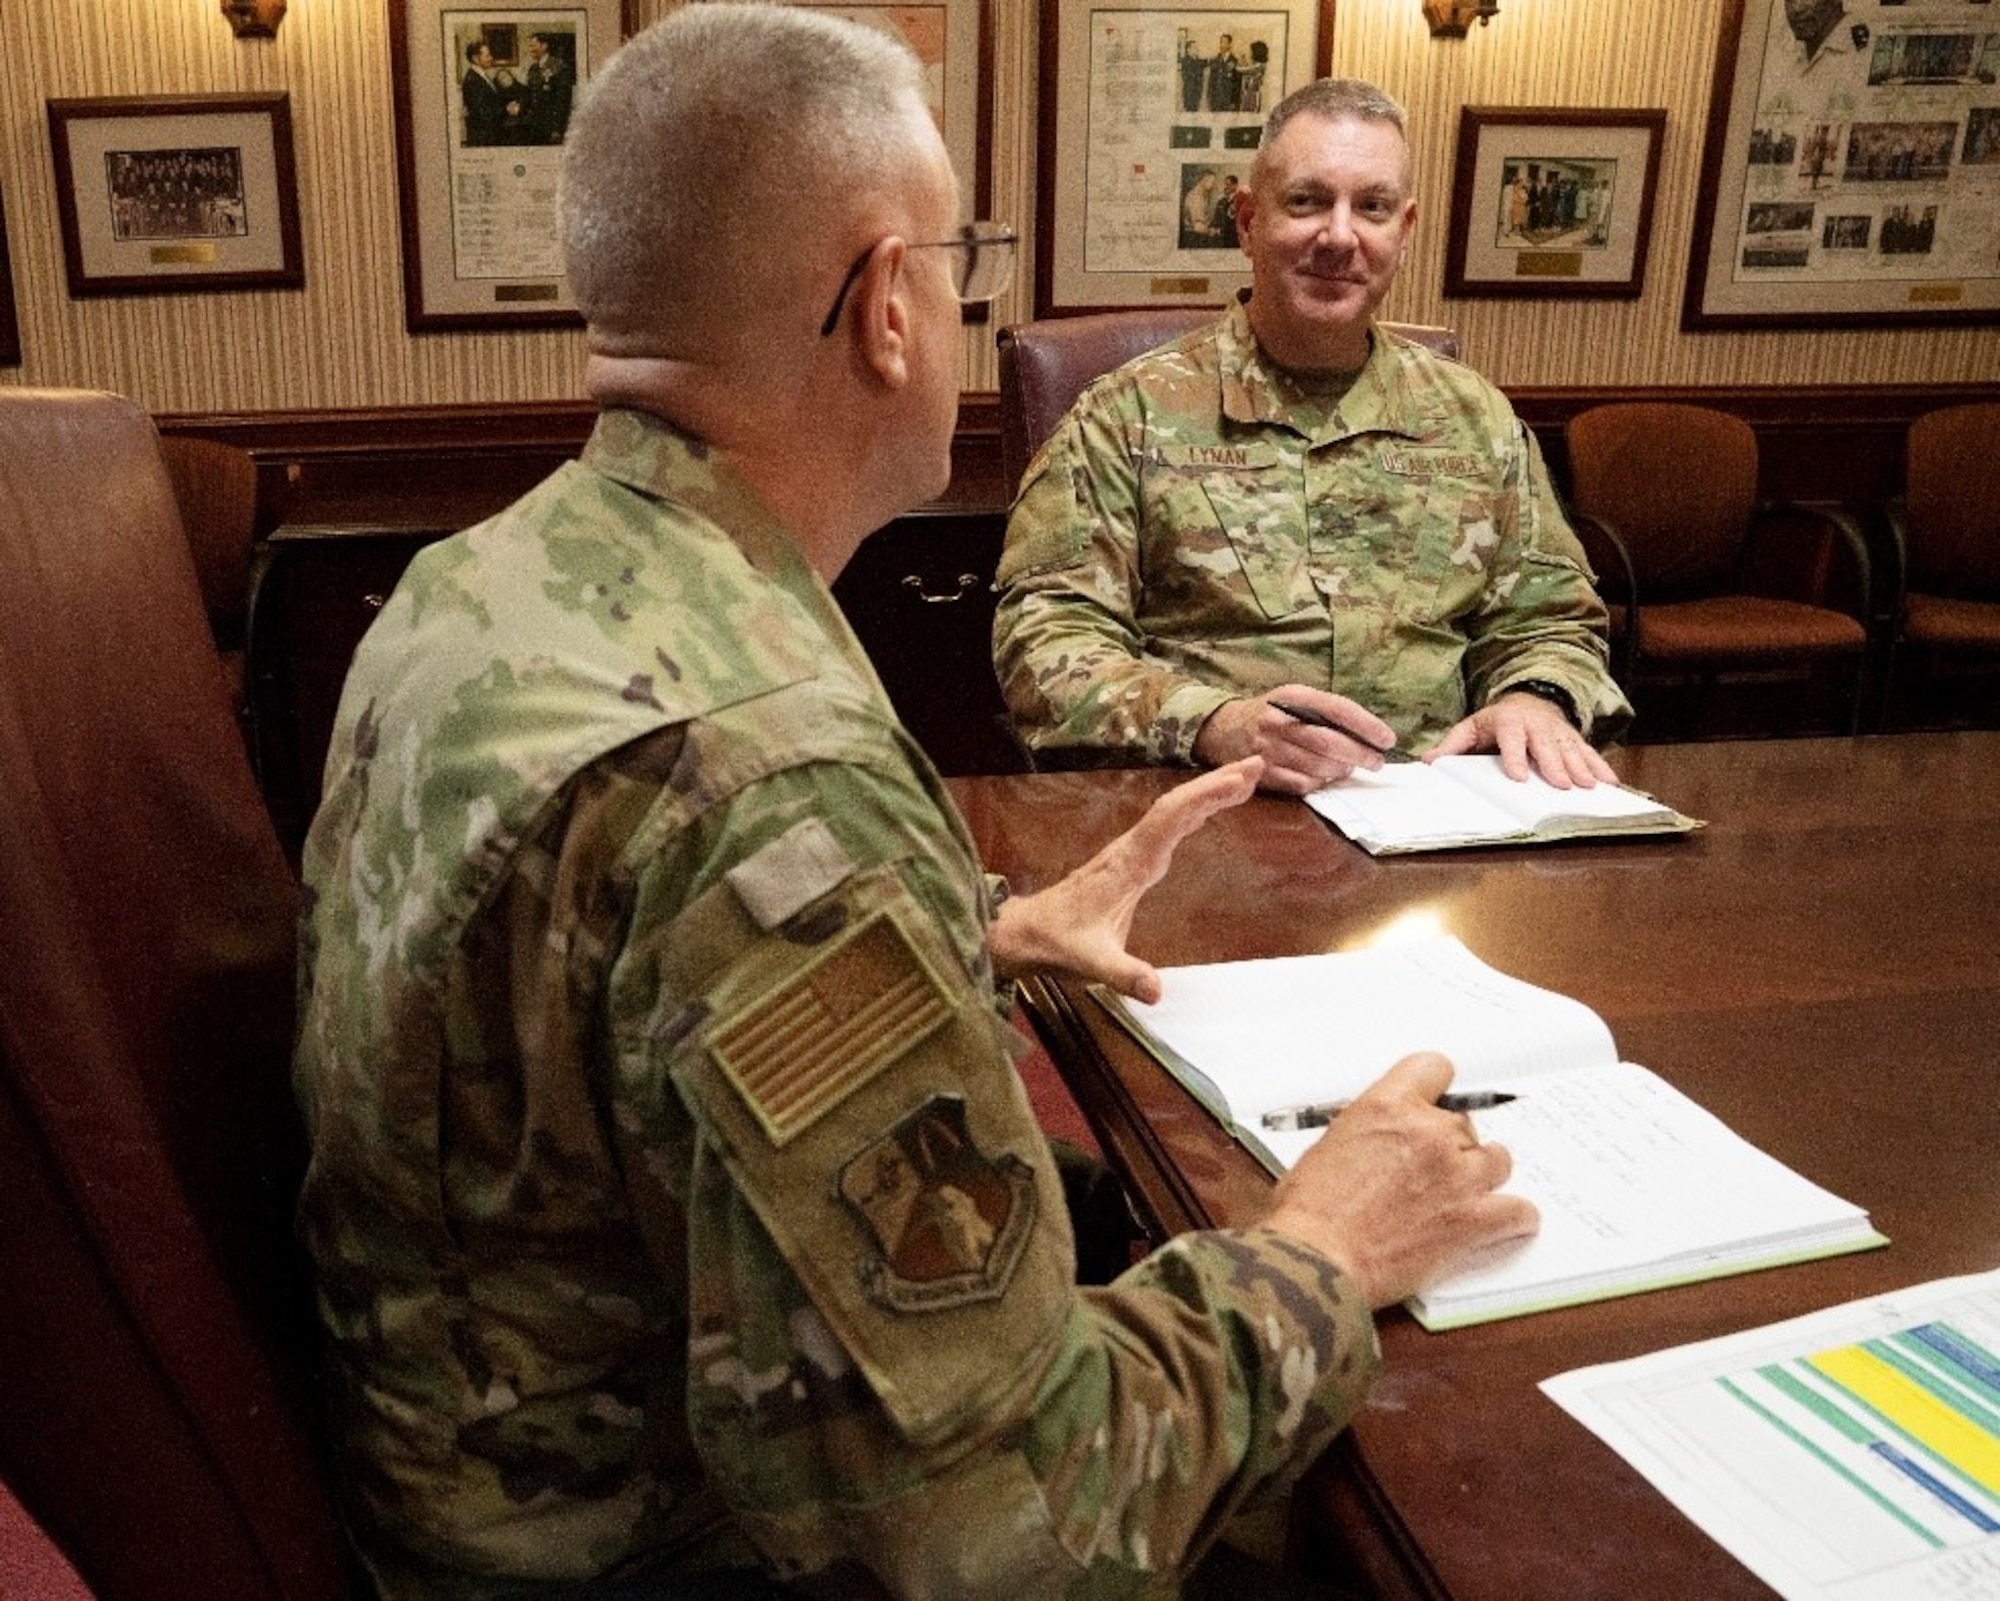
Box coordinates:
[818,222,1018,337]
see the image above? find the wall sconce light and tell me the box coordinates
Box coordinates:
[1423,0,1500,37]
[221,0,287,37]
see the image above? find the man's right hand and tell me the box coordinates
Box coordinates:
[1261,1052,1540,1308]
[1191,686,1401,796]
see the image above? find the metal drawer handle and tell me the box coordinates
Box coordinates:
[901,572,980,604]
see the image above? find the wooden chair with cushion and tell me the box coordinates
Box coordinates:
[158,431,262,727]
[1877,402,2000,728]
[0,389,353,1600]
[1563,401,1873,738]
[997,308,1463,491]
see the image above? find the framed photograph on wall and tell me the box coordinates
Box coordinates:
[801,1,994,217]
[0,187,20,365]
[1035,0,1333,317]
[1443,107,1666,300]
[46,93,303,297]
[1684,0,2000,329]
[388,0,625,331]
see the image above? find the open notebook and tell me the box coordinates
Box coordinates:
[1305,754,1701,855]
[1094,936,1883,1330]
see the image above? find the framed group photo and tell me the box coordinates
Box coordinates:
[1035,0,1333,317]
[388,0,624,331]
[1684,0,2000,328]
[1443,107,1666,300]
[45,93,303,298]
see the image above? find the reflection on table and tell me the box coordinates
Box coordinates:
[948,733,2000,1601]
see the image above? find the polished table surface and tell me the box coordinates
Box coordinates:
[946,733,2000,1601]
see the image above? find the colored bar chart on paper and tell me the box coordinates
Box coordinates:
[1544,1271,2000,1601]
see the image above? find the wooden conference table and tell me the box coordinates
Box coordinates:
[946,732,2000,1601]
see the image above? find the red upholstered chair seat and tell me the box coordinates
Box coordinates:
[1631,595,1866,664]
[1565,401,1872,735]
[1879,404,2000,727]
[1903,591,2000,651]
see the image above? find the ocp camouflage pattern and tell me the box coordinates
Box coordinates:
[295,407,1381,1600]
[993,301,1631,764]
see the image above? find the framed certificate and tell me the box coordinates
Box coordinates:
[1684,0,2000,329]
[388,0,626,330]
[1034,0,1332,316]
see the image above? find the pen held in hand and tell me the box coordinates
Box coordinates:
[1269,699,1415,763]
[1260,1090,1519,1132]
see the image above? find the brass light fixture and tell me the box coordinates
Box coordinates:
[221,0,287,37]
[1423,0,1500,36]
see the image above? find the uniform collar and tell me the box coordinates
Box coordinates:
[580,406,804,586]
[579,405,887,696]
[1217,293,1429,446]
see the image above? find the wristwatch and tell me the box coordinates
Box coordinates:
[1503,679,1580,730]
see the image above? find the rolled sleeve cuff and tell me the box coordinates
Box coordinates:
[1162,684,1240,765]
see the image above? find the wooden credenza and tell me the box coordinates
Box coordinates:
[247,504,1019,862]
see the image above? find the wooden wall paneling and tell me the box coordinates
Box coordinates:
[199,379,1999,843]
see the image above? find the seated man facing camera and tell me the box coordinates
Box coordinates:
[993,79,1631,797]
[294,14,1534,1599]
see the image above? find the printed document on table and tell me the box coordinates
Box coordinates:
[1305,754,1699,854]
[1543,1271,2000,1601]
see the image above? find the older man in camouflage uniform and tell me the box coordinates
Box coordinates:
[994,79,1631,798]
[294,13,1534,1599]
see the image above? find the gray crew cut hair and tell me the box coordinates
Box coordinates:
[559,3,929,358]
[1252,77,1413,194]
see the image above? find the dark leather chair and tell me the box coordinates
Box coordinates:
[0,389,352,1601]
[1564,401,1872,737]
[1877,402,2000,728]
[997,308,1463,491]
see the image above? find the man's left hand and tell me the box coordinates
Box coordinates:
[988,757,1262,1003]
[1428,692,1617,787]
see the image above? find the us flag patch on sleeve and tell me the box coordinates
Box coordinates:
[708,911,953,1147]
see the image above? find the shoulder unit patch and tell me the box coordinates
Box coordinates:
[836,1095,1037,1314]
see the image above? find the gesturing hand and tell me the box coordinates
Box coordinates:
[988,757,1262,1003]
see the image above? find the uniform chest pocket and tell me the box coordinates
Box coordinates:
[1330,466,1503,628]
[1142,444,1316,623]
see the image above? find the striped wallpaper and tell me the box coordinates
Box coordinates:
[0,0,1992,415]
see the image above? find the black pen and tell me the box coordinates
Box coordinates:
[1260,1090,1518,1132]
[1269,699,1414,763]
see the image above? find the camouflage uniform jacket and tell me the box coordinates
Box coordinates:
[992,301,1630,764]
[294,407,1380,1600]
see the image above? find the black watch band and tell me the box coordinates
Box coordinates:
[1505,679,1580,729]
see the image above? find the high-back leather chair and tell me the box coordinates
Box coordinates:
[1878,402,2000,727]
[0,389,352,1600]
[997,309,1463,491]
[1564,401,1873,736]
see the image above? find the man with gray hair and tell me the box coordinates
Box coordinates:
[294,17,1533,1599]
[994,78,1630,795]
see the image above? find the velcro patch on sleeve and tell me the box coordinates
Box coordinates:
[707,911,951,1147]
[724,816,857,931]
[837,1094,1037,1314]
